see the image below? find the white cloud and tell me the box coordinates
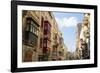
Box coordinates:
[55,17,78,52]
[55,17,78,29]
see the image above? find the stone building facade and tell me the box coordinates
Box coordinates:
[76,13,90,59]
[75,23,82,59]
[22,10,68,62]
[80,13,90,59]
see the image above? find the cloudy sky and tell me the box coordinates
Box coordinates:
[53,12,84,52]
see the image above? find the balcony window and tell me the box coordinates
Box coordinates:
[43,43,47,47]
[25,24,30,31]
[23,17,39,47]
[44,25,47,30]
[44,21,51,32]
[30,25,33,32]
[26,17,39,36]
[43,39,47,47]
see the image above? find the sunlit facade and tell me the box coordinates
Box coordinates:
[79,13,90,59]
[22,11,68,62]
